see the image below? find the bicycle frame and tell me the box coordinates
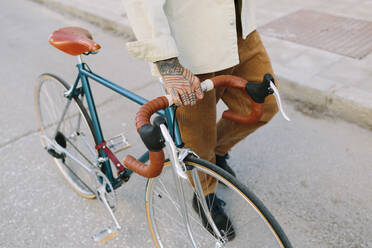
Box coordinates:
[41,52,291,246]
[66,56,183,187]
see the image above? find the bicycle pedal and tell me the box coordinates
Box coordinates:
[106,132,131,154]
[92,227,119,245]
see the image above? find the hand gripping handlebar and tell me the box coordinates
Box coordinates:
[123,74,282,178]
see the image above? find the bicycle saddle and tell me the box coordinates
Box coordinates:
[48,26,101,56]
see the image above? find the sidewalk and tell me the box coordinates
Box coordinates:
[31,0,372,129]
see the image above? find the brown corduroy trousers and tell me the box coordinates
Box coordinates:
[176,30,278,195]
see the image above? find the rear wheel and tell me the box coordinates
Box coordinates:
[146,156,292,248]
[34,73,98,199]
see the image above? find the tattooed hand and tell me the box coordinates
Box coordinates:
[155,57,204,106]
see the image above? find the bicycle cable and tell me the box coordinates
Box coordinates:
[173,106,178,140]
[82,63,92,72]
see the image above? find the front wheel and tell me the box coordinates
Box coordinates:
[145,156,292,248]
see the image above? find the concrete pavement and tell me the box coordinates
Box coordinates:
[2,0,372,247]
[29,0,372,130]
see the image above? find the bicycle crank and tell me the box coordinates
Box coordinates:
[92,169,121,245]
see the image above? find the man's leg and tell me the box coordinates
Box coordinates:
[176,68,233,196]
[215,30,278,156]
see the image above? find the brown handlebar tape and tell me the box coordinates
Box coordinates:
[135,96,169,132]
[211,75,247,89]
[123,151,165,178]
[124,76,264,178]
[210,75,264,124]
[123,96,169,178]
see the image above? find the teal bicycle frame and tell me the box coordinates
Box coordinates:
[66,59,182,188]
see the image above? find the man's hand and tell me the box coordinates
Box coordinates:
[155,57,204,106]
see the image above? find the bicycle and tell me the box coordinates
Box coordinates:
[34,26,292,247]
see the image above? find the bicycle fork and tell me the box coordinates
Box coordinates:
[159,125,227,248]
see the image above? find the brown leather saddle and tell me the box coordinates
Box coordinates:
[48,27,101,56]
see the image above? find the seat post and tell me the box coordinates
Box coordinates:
[77,55,83,65]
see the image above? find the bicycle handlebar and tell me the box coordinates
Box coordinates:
[203,75,267,124]
[122,96,168,178]
[123,74,275,178]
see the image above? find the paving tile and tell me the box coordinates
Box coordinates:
[274,62,340,109]
[309,76,339,92]
[338,56,372,71]
[361,53,372,73]
[277,73,332,108]
[357,72,372,93]
[346,3,372,21]
[261,36,308,64]
[317,59,372,86]
[273,62,313,84]
[255,5,300,26]
[260,9,372,59]
[285,48,342,77]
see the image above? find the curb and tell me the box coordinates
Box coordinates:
[278,74,372,130]
[329,87,372,129]
[31,0,372,130]
[30,0,135,39]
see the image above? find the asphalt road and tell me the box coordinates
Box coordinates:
[1,0,372,247]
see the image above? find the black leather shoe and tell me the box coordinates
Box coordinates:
[216,153,236,177]
[192,193,236,241]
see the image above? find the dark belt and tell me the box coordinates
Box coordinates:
[234,0,242,36]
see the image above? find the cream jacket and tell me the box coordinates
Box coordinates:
[122,0,256,76]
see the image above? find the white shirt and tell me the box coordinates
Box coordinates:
[123,0,256,76]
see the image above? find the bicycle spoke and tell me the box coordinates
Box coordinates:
[54,100,72,138]
[153,207,196,245]
[153,204,211,243]
[147,158,290,247]
[154,178,212,236]
[153,185,182,217]
[79,131,97,157]
[65,136,96,167]
[42,86,59,126]
[158,178,178,208]
[35,75,97,199]
[62,158,95,193]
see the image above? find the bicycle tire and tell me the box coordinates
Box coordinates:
[145,155,292,248]
[34,73,98,199]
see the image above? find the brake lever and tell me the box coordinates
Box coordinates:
[269,81,290,121]
[159,124,188,179]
